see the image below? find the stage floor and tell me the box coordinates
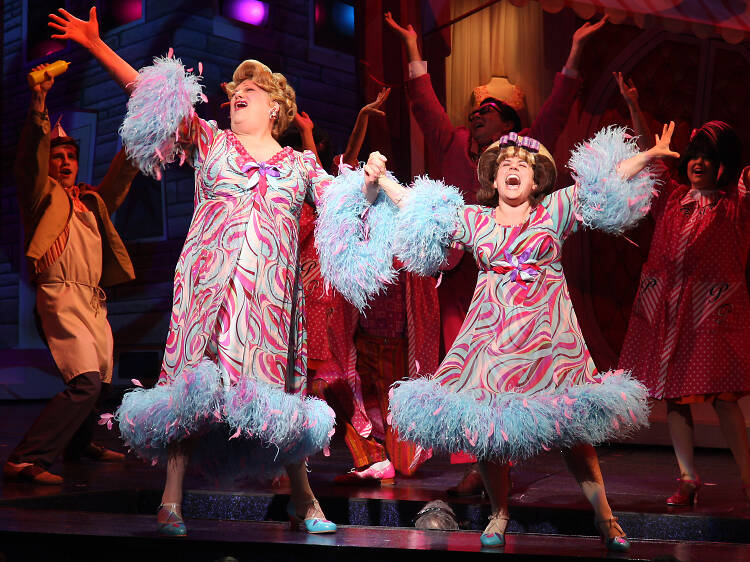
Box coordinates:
[1,400,749,561]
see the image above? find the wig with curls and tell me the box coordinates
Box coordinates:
[226,59,297,139]
[476,145,556,207]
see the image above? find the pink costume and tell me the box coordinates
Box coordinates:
[405,69,582,352]
[619,165,750,399]
[116,115,338,477]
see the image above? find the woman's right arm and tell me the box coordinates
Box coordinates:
[49,7,138,93]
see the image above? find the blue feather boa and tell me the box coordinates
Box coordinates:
[392,176,464,276]
[315,167,398,311]
[389,372,650,462]
[115,359,335,480]
[119,55,204,178]
[568,126,659,235]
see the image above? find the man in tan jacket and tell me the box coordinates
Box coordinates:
[3,63,138,484]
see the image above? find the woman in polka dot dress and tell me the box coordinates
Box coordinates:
[618,85,750,507]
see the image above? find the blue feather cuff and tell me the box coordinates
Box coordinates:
[393,176,464,276]
[315,167,398,311]
[119,55,204,179]
[115,359,335,479]
[568,126,659,235]
[389,372,650,462]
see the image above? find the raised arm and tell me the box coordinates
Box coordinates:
[527,17,608,149]
[15,64,55,218]
[49,7,138,93]
[294,111,323,168]
[617,121,679,180]
[340,87,391,169]
[385,12,459,153]
[614,72,651,151]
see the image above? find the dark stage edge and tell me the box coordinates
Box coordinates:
[1,508,750,562]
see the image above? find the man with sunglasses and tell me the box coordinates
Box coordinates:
[385,12,608,496]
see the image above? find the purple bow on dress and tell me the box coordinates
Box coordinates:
[492,249,541,282]
[238,159,281,195]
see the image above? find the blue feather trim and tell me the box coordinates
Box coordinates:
[315,166,398,311]
[115,359,335,480]
[119,55,204,178]
[393,176,464,276]
[568,126,659,235]
[389,372,650,462]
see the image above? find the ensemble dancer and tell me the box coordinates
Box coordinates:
[374,124,679,549]
[385,11,608,494]
[50,7,389,536]
[4,62,136,485]
[616,75,750,507]
[296,95,440,484]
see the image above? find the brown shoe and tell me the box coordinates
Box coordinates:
[447,464,485,497]
[82,443,125,462]
[3,462,63,485]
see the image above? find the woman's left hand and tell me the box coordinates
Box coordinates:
[648,121,680,160]
[364,151,387,184]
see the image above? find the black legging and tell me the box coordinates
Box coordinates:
[9,371,103,468]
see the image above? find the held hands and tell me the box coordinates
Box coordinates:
[648,121,680,161]
[613,72,638,107]
[361,87,391,118]
[49,6,100,50]
[364,151,387,185]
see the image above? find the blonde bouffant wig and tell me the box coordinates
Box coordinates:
[226,60,297,139]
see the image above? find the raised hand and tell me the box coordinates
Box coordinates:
[361,87,391,118]
[613,72,639,107]
[384,11,417,45]
[29,63,54,95]
[294,111,315,134]
[49,6,100,50]
[650,121,680,160]
[571,15,609,48]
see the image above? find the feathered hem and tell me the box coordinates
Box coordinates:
[389,371,650,462]
[115,359,335,481]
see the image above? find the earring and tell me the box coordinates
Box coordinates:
[270,107,279,120]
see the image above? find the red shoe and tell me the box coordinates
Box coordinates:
[667,477,701,506]
[447,464,485,497]
[3,462,63,485]
[334,460,395,485]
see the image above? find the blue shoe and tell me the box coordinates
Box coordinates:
[595,517,630,552]
[158,503,187,537]
[287,498,337,534]
[480,513,508,548]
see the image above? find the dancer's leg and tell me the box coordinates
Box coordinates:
[286,460,326,519]
[713,399,750,498]
[477,460,510,538]
[159,441,192,521]
[666,401,698,480]
[562,444,626,542]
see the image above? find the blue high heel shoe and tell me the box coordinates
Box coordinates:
[157,503,187,537]
[480,513,509,548]
[287,498,337,534]
[595,517,630,552]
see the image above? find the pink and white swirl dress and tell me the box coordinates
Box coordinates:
[389,128,655,462]
[116,118,338,478]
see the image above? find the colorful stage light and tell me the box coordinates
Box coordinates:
[223,0,269,27]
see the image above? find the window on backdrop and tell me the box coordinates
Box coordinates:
[313,0,355,54]
[24,0,68,62]
[97,0,144,34]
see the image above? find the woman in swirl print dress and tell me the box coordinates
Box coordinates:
[376,125,679,550]
[50,7,391,537]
